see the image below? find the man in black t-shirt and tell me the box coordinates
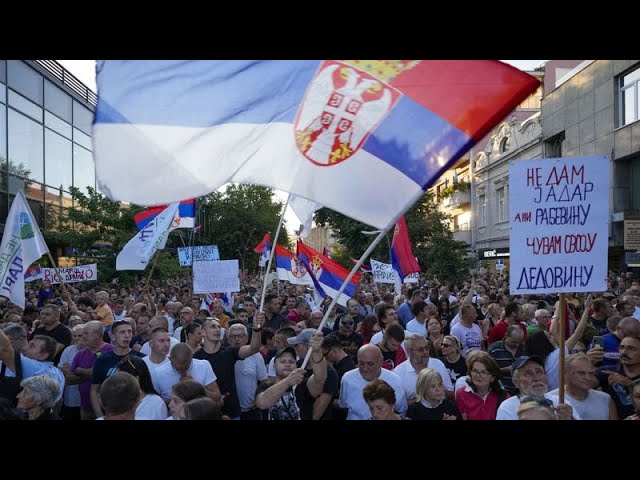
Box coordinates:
[32,304,71,366]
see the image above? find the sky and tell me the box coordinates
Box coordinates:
[56,60,548,235]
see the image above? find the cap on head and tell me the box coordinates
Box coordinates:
[511,355,545,376]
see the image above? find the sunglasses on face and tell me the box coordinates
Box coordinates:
[340,320,354,326]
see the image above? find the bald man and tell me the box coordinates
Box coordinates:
[338,344,407,420]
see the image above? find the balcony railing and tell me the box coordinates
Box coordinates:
[453,229,472,245]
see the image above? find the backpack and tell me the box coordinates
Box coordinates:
[0,351,23,406]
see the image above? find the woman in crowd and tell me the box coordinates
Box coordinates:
[16,375,61,421]
[356,315,380,344]
[167,379,207,420]
[406,368,461,420]
[181,397,224,420]
[625,379,640,420]
[362,379,401,420]
[455,352,507,420]
[181,322,203,354]
[426,317,445,356]
[441,335,467,386]
[117,355,167,420]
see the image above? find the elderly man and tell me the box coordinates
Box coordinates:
[547,353,617,420]
[528,309,552,335]
[393,333,453,404]
[496,356,576,420]
[172,307,195,341]
[339,344,407,420]
[488,325,525,395]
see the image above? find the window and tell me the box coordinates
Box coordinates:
[8,90,43,122]
[44,80,72,122]
[0,83,5,104]
[500,137,510,154]
[8,109,44,183]
[0,60,6,83]
[496,187,506,222]
[73,127,92,150]
[619,65,640,127]
[479,194,486,226]
[545,132,564,158]
[73,100,93,135]
[45,111,72,139]
[45,129,72,191]
[7,61,43,105]
[73,144,95,194]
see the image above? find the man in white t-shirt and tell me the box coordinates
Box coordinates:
[450,305,483,358]
[142,328,172,375]
[151,343,221,405]
[393,334,453,403]
[497,355,577,420]
[140,317,180,356]
[339,344,406,420]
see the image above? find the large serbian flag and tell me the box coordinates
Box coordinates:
[134,199,195,230]
[94,60,538,229]
[297,240,360,307]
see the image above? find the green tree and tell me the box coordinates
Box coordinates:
[314,192,473,285]
[198,184,290,272]
[43,186,154,286]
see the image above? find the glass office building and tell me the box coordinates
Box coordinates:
[0,60,97,259]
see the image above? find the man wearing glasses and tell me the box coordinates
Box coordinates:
[330,315,364,364]
[595,335,640,419]
[496,355,577,420]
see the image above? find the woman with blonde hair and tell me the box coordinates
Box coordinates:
[406,368,461,420]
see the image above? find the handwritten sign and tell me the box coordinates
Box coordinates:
[43,264,97,284]
[510,157,609,294]
[178,245,220,266]
[404,272,420,284]
[371,259,398,284]
[624,220,640,250]
[193,259,239,294]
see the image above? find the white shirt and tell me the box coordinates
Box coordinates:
[172,326,183,341]
[393,358,454,402]
[3,355,65,403]
[235,353,268,412]
[136,393,168,420]
[496,393,582,420]
[339,368,407,420]
[450,322,483,358]
[151,358,217,401]
[59,344,81,407]
[406,319,428,336]
[547,388,611,420]
[140,336,180,356]
[142,355,170,376]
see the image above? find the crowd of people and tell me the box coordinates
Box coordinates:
[1,267,639,421]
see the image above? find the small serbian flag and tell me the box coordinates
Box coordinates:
[24,264,43,282]
[254,233,271,253]
[391,216,421,280]
[134,199,195,230]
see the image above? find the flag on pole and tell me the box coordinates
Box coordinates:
[24,264,43,282]
[134,198,195,230]
[349,256,372,273]
[297,240,360,307]
[258,240,271,268]
[116,202,180,270]
[94,60,539,229]
[0,191,50,308]
[274,245,313,285]
[290,195,322,239]
[253,233,271,253]
[390,216,421,281]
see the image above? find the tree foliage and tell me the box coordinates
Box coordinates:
[198,184,290,272]
[43,187,160,286]
[314,192,474,285]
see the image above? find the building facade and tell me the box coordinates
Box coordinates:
[540,60,640,271]
[0,60,97,264]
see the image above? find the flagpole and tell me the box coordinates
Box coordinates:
[258,193,291,314]
[300,228,390,370]
[46,252,70,297]
[143,250,161,296]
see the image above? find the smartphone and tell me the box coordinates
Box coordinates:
[592,336,605,349]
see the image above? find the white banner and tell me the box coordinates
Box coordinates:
[371,259,398,284]
[117,202,179,271]
[0,191,50,308]
[404,272,419,284]
[43,264,97,284]
[193,259,240,294]
[510,156,609,294]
